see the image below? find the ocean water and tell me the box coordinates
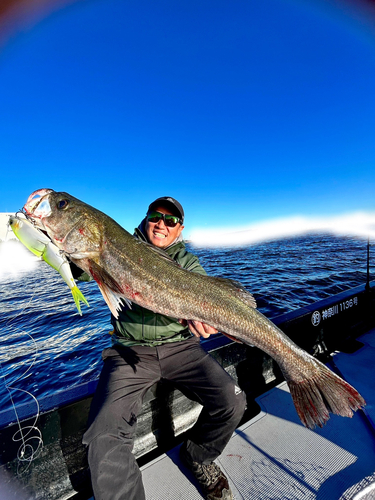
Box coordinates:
[0,234,373,414]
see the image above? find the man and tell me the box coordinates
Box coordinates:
[82,196,246,500]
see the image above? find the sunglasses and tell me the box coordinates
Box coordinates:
[147,211,181,227]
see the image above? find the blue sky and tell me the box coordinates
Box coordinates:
[1,0,375,241]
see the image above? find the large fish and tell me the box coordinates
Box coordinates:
[23,188,365,429]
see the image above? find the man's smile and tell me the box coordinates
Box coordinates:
[153,232,167,239]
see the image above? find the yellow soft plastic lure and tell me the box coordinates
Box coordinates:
[8,214,89,315]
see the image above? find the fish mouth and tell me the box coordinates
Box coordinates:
[23,188,54,220]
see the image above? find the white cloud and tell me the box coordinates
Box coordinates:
[189,211,375,247]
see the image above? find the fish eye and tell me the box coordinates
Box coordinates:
[57,199,69,210]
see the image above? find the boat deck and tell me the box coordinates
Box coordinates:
[138,329,375,499]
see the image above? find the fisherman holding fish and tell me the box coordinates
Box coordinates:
[80,196,245,500]
[11,194,244,499]
[20,188,366,500]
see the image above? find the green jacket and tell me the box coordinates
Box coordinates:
[110,224,207,347]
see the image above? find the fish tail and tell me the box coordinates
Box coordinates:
[70,285,89,316]
[287,361,366,429]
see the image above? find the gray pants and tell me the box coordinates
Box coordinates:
[83,337,246,500]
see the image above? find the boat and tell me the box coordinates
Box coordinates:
[1,279,375,499]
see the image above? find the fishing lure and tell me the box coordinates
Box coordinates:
[8,215,89,315]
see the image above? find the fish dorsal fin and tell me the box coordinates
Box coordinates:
[207,276,257,309]
[88,259,132,318]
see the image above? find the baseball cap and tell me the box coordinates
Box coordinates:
[148,196,184,223]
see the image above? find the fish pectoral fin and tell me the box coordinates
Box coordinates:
[87,259,131,318]
[96,283,129,319]
[88,259,123,293]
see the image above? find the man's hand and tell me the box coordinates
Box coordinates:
[179,319,219,339]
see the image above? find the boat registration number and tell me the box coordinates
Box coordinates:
[311,296,359,326]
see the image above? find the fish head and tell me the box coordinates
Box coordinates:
[23,189,104,257]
